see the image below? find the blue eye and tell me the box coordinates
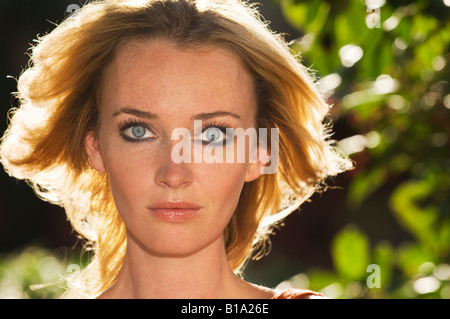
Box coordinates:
[203,127,224,144]
[131,125,147,138]
[119,120,155,142]
[199,125,232,146]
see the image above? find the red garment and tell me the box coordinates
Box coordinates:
[272,288,324,299]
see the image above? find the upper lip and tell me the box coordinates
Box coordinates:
[148,201,202,210]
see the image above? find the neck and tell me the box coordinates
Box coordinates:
[100,233,250,299]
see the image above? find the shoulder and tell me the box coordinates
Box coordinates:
[271,288,325,299]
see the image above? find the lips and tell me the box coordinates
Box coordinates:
[149,201,202,210]
[147,201,202,221]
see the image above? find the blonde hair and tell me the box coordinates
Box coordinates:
[0,0,351,298]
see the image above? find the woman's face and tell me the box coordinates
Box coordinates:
[85,39,262,256]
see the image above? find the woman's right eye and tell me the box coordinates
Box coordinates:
[119,122,155,142]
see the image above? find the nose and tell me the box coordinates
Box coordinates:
[154,141,193,189]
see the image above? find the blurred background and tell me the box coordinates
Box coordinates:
[0,0,449,299]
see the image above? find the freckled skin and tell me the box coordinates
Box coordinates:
[86,39,262,257]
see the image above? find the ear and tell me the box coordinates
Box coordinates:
[85,130,107,174]
[244,143,270,182]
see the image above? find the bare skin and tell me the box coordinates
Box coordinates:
[85,39,274,299]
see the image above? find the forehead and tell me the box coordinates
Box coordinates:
[99,39,257,120]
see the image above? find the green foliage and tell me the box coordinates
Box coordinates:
[276,0,450,298]
[0,246,86,299]
[331,225,370,282]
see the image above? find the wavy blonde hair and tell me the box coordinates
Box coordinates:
[0,0,351,298]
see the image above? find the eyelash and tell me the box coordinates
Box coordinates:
[202,121,229,133]
[117,118,232,143]
[118,118,149,130]
[199,121,233,145]
[118,118,154,143]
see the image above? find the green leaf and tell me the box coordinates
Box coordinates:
[373,241,395,289]
[410,14,439,44]
[396,242,436,278]
[395,17,412,45]
[280,0,308,31]
[347,166,388,210]
[306,268,340,291]
[280,0,330,34]
[306,0,322,26]
[389,178,439,245]
[359,29,384,77]
[331,225,370,281]
[437,220,450,253]
[334,0,369,48]
[378,40,394,74]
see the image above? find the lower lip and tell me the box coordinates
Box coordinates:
[149,208,200,222]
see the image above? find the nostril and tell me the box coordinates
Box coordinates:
[154,159,193,189]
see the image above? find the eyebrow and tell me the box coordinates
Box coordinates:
[191,111,241,121]
[113,107,159,119]
[113,108,241,121]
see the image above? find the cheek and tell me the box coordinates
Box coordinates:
[197,163,248,211]
[101,144,156,210]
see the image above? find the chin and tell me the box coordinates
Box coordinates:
[128,227,224,259]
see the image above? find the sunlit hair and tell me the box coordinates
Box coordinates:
[0,0,351,298]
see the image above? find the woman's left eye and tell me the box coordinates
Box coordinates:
[200,127,229,145]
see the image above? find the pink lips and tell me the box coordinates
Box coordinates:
[148,201,202,222]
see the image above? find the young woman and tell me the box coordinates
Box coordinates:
[0,0,351,299]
